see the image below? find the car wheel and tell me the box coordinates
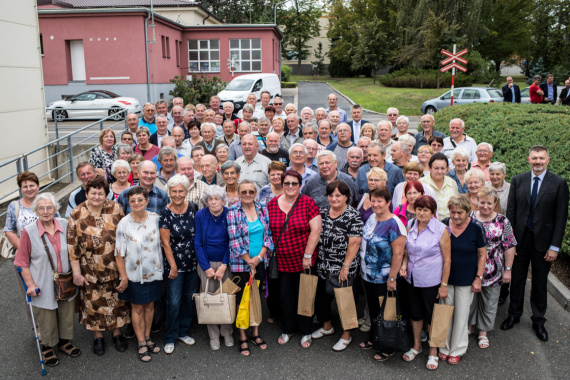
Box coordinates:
[54,109,67,121]
[425,106,436,115]
[109,107,124,120]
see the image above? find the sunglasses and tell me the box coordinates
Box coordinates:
[283,182,300,187]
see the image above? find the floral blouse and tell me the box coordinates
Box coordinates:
[159,203,198,272]
[89,145,117,170]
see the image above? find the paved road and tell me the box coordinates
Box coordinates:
[1,258,568,379]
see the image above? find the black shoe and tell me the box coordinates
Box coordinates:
[151,322,161,333]
[533,324,548,342]
[500,316,520,330]
[498,297,506,306]
[93,337,105,356]
[124,323,135,339]
[113,335,129,352]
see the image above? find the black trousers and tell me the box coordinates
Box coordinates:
[508,228,551,325]
[363,280,389,343]
[266,277,281,320]
[234,265,266,308]
[279,270,314,335]
[314,276,360,329]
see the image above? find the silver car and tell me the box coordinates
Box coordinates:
[421,87,504,114]
[520,87,531,104]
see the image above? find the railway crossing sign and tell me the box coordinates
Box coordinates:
[440,45,468,106]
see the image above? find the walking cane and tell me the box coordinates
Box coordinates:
[16,267,47,376]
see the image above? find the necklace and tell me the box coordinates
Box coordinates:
[210,210,223,222]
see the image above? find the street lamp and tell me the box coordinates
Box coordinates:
[274,0,289,25]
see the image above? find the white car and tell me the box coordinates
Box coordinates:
[46,90,141,121]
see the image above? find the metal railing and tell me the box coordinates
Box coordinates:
[0,108,129,218]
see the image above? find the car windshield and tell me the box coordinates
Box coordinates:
[521,88,529,96]
[486,89,503,98]
[225,79,254,91]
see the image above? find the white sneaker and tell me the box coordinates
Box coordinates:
[164,343,175,354]
[210,339,220,351]
[178,336,196,346]
[223,335,234,347]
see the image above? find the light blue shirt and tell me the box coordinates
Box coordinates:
[547,83,554,101]
[531,170,558,252]
[511,87,516,103]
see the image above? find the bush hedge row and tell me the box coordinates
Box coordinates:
[281,82,298,88]
[379,69,475,88]
[434,103,570,255]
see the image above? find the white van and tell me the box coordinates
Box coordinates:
[217,73,281,111]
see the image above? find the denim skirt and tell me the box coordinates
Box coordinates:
[119,280,163,305]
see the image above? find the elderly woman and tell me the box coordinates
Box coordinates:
[105,144,133,184]
[465,169,501,213]
[469,187,516,349]
[267,170,322,348]
[187,121,203,148]
[14,193,80,367]
[115,186,163,362]
[485,162,510,214]
[438,195,487,365]
[392,162,436,211]
[194,185,232,350]
[68,176,129,356]
[447,148,470,194]
[128,153,144,186]
[284,103,297,115]
[215,144,230,169]
[257,161,286,207]
[393,180,426,227]
[361,123,376,141]
[227,179,274,356]
[134,127,160,160]
[355,167,387,223]
[392,116,414,140]
[107,160,131,201]
[272,116,286,136]
[358,187,407,362]
[312,181,363,352]
[221,161,241,207]
[420,153,459,220]
[417,145,433,176]
[159,175,200,355]
[400,195,451,370]
[397,134,419,163]
[89,128,117,177]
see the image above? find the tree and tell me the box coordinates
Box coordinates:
[278,0,321,74]
[350,17,390,83]
[199,0,273,24]
[169,75,227,105]
[310,42,327,76]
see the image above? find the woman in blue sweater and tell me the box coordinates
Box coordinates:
[194,185,233,351]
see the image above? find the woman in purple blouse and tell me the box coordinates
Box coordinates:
[400,195,451,371]
[355,167,388,223]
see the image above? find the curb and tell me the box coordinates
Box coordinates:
[547,272,570,311]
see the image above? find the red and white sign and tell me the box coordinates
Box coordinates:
[440,45,468,106]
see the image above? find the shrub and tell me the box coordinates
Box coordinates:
[169,74,227,105]
[435,103,570,256]
[281,82,298,88]
[281,65,292,82]
[378,68,475,88]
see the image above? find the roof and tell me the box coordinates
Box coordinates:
[51,0,200,7]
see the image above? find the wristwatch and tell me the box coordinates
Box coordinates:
[505,267,512,271]
[441,282,448,287]
[477,275,483,280]
[303,254,312,259]
[389,277,396,282]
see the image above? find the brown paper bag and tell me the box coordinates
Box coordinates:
[213,276,242,295]
[334,286,359,330]
[378,295,397,321]
[429,301,454,348]
[297,271,318,317]
[249,279,262,326]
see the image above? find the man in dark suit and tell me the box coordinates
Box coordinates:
[149,114,170,146]
[502,76,521,103]
[501,145,569,342]
[347,104,370,143]
[539,74,558,104]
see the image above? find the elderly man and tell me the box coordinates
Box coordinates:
[302,151,357,207]
[195,103,206,124]
[328,110,342,135]
[261,131,289,165]
[287,143,317,188]
[151,136,184,171]
[203,109,216,124]
[302,123,318,141]
[356,142,404,195]
[171,126,192,157]
[210,95,222,114]
[386,107,399,133]
[229,122,251,159]
[154,146,177,186]
[558,79,570,105]
[340,146,364,180]
[471,142,494,181]
[412,114,447,154]
[540,74,558,104]
[139,102,157,134]
[150,115,170,147]
[300,107,314,125]
[377,121,395,162]
[273,96,286,118]
[442,118,478,162]
[502,76,521,104]
[124,113,140,146]
[172,97,184,108]
[195,122,223,155]
[357,136,371,165]
[200,154,225,186]
[315,107,327,123]
[326,123,355,170]
[65,162,95,217]
[390,141,411,169]
[173,157,207,209]
[218,119,239,147]
[256,117,272,151]
[169,106,185,131]
[156,99,172,124]
[237,93,258,118]
[117,160,169,214]
[235,134,271,190]
[280,113,304,150]
[259,91,271,111]
[348,104,370,142]
[326,93,348,123]
[303,139,321,173]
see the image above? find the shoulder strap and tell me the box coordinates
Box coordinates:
[40,234,57,273]
[14,200,20,219]
[357,193,367,210]
[273,196,301,255]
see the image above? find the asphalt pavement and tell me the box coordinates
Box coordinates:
[1,258,569,379]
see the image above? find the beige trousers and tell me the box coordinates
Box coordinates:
[32,299,75,348]
[439,285,474,357]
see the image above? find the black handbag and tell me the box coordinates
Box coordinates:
[371,291,410,353]
[325,274,353,296]
[268,197,300,280]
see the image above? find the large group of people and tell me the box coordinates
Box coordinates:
[7,94,568,372]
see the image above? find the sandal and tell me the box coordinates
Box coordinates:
[249,335,267,350]
[42,347,59,367]
[146,338,160,354]
[278,333,293,345]
[402,347,422,362]
[478,335,490,349]
[374,351,393,362]
[301,335,312,349]
[138,344,151,362]
[359,341,374,350]
[332,337,352,352]
[447,355,461,365]
[311,327,335,339]
[437,351,448,361]
[58,341,81,358]
[239,339,250,356]
[426,355,439,370]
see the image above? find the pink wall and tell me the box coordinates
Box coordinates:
[147,19,184,84]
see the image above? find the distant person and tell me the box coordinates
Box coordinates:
[413,114,446,155]
[502,76,521,103]
[325,93,347,123]
[209,96,222,114]
[557,79,570,105]
[156,99,172,124]
[442,119,477,162]
[386,107,399,132]
[139,103,157,134]
[348,104,370,142]
[539,74,557,104]
[529,75,544,104]
[326,123,354,170]
[66,162,95,217]
[280,114,304,151]
[262,132,289,165]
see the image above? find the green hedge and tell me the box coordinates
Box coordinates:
[435,103,570,256]
[281,65,292,82]
[281,82,298,88]
[379,69,475,88]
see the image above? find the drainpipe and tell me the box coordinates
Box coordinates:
[144,11,151,103]
[202,10,211,24]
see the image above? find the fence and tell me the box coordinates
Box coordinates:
[0,108,129,218]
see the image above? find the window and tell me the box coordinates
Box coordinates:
[40,34,44,56]
[175,39,180,67]
[166,36,170,59]
[188,39,220,72]
[229,39,261,72]
[461,89,480,100]
[161,36,166,58]
[442,89,461,100]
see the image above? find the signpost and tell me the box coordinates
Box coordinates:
[227,57,238,77]
[440,44,468,106]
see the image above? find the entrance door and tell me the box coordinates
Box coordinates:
[69,40,86,81]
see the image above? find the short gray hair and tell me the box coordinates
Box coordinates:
[397,134,416,146]
[258,116,270,124]
[289,143,307,154]
[450,118,465,129]
[347,146,363,157]
[237,121,252,133]
[156,114,168,123]
[303,123,318,134]
[489,162,506,174]
[477,142,494,153]
[221,160,241,174]
[301,107,314,115]
[395,115,409,125]
[202,184,227,204]
[215,143,229,154]
[394,141,409,155]
[533,75,542,82]
[368,141,386,155]
[223,101,234,109]
[175,156,195,170]
[315,107,326,113]
[158,146,177,162]
[357,136,372,144]
[32,192,59,212]
[450,147,470,161]
[201,122,216,132]
[464,169,486,185]
[317,150,337,162]
[237,179,257,193]
[111,159,131,176]
[166,173,190,192]
[116,144,133,157]
[243,103,255,112]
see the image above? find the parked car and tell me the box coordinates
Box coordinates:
[421,87,504,114]
[46,90,141,121]
[520,86,531,104]
[217,73,281,110]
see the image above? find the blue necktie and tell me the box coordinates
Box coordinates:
[527,177,540,230]
[511,87,515,103]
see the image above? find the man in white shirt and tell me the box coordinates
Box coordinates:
[172,126,192,157]
[348,104,370,142]
[377,121,395,162]
[273,96,286,118]
[235,134,271,191]
[442,118,478,162]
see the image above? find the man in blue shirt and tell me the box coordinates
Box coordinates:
[139,102,157,134]
[356,142,404,195]
[117,160,168,214]
[325,93,347,123]
[539,74,557,104]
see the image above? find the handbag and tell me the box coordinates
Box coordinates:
[1,201,19,259]
[193,278,236,325]
[40,235,76,301]
[325,274,353,296]
[372,291,410,353]
[268,197,300,280]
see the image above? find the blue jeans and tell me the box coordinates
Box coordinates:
[164,271,200,344]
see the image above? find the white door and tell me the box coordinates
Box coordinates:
[69,40,86,81]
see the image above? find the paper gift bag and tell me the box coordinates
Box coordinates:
[429,301,454,348]
[249,277,262,326]
[235,280,251,329]
[297,270,318,317]
[334,286,359,330]
[213,276,242,295]
[378,294,397,321]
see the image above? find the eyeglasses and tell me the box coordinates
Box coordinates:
[387,113,398,117]
[274,103,283,105]
[291,151,306,156]
[240,190,255,195]
[477,150,490,154]
[283,182,300,187]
